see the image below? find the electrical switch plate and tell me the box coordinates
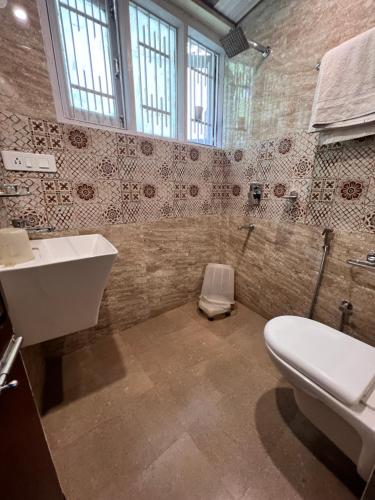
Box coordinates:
[1,150,57,173]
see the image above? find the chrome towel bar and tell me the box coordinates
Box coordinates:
[347,250,375,271]
[0,335,23,395]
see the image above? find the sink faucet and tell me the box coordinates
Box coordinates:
[11,218,55,233]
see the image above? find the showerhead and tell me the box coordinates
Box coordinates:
[220,27,249,58]
[220,26,271,59]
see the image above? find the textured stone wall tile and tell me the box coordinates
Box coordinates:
[221,217,375,345]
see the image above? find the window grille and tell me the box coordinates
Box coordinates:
[129,2,177,138]
[187,36,218,146]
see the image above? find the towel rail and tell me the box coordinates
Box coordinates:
[347,251,375,271]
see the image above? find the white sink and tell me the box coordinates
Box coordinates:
[0,234,118,346]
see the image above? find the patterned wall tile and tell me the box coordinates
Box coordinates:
[98,180,121,205]
[313,146,343,178]
[91,129,117,156]
[118,157,137,180]
[29,118,64,151]
[336,179,368,203]
[2,113,374,233]
[306,202,332,227]
[74,204,101,228]
[64,126,92,151]
[73,181,98,204]
[96,156,118,179]
[47,205,76,230]
[330,204,364,231]
[42,179,73,206]
[0,112,33,151]
[101,203,123,225]
[64,152,97,179]
[362,205,375,232]
[310,179,336,203]
[364,177,375,205]
[238,130,375,233]
[117,134,138,157]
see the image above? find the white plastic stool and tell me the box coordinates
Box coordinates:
[199,263,235,319]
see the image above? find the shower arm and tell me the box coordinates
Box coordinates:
[236,5,271,58]
[248,39,271,57]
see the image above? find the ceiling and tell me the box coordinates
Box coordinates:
[167,0,263,38]
[199,0,263,24]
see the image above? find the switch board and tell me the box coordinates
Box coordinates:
[1,150,57,173]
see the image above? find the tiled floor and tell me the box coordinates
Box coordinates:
[42,302,364,500]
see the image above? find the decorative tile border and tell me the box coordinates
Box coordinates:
[224,132,375,233]
[1,110,374,233]
[0,111,228,230]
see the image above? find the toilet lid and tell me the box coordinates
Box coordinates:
[264,316,375,406]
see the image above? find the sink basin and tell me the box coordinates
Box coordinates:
[0,234,117,346]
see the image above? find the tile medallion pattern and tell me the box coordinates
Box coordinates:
[1,110,374,233]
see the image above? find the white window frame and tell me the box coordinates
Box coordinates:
[37,0,225,146]
[187,26,224,147]
[119,0,185,140]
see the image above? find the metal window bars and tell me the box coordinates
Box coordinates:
[129,2,177,138]
[223,60,253,147]
[187,36,218,146]
[54,0,122,126]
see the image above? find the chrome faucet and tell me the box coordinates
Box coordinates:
[11,218,55,233]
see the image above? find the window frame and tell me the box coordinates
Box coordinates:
[187,26,224,147]
[37,0,225,146]
[41,0,126,128]
[119,0,184,140]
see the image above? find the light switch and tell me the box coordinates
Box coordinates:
[1,150,57,173]
[39,159,49,170]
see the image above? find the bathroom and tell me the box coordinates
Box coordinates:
[0,0,375,498]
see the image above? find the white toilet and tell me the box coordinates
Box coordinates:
[264,315,375,481]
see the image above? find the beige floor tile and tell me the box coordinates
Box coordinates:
[226,324,282,379]
[60,334,153,401]
[52,413,156,500]
[186,375,292,498]
[133,323,228,384]
[42,301,363,500]
[267,402,361,500]
[118,306,200,355]
[155,368,223,429]
[136,433,234,500]
[129,388,186,458]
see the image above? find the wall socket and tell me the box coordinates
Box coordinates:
[1,150,57,173]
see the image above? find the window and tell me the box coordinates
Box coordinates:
[49,0,123,127]
[129,2,177,138]
[43,0,224,144]
[187,36,219,146]
[223,60,253,147]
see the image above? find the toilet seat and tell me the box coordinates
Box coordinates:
[264,316,375,481]
[264,315,375,406]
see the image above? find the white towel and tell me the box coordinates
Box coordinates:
[318,121,375,145]
[309,27,375,143]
